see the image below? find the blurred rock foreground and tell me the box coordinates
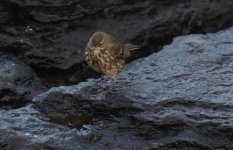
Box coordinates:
[0,0,233,86]
[0,0,233,149]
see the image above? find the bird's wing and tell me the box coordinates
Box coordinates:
[111,43,140,59]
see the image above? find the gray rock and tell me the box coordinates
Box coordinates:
[0,0,233,85]
[31,27,233,149]
[0,105,90,150]
[0,56,47,109]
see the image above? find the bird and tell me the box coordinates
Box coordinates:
[85,31,139,80]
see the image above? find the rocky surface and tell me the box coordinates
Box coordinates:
[0,56,46,109]
[0,105,95,150]
[1,26,230,149]
[0,0,233,86]
[1,0,233,149]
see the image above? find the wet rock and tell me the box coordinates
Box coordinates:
[0,56,47,109]
[32,27,233,149]
[0,0,233,86]
[0,105,93,150]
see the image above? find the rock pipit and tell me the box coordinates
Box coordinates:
[85,31,139,92]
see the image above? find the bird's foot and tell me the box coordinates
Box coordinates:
[90,75,112,84]
[87,78,101,83]
[103,86,115,94]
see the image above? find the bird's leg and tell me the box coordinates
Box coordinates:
[96,74,109,84]
[99,74,105,87]
[91,74,104,85]
[91,75,115,93]
[103,76,115,94]
[87,74,106,93]
[100,75,110,93]
[90,75,116,94]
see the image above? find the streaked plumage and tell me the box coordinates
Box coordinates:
[85,31,139,78]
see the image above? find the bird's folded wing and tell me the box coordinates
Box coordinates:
[112,43,140,59]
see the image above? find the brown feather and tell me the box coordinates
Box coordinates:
[85,31,139,78]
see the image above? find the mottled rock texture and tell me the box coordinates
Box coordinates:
[31,27,233,149]
[1,0,233,149]
[0,56,46,109]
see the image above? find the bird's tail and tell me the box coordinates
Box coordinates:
[117,43,140,58]
[124,43,140,51]
[115,43,140,58]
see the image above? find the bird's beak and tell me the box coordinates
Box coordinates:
[95,47,104,50]
[100,40,104,45]
[98,47,104,50]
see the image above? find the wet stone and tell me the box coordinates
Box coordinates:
[0,0,233,86]
[0,56,46,109]
[31,27,233,149]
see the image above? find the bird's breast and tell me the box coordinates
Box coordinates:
[97,51,125,78]
[85,48,102,73]
[85,46,125,78]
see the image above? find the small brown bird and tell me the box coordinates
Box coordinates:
[85,31,139,79]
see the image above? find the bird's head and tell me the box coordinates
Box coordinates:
[90,31,105,48]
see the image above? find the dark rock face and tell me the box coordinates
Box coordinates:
[1,0,233,149]
[0,0,233,85]
[30,27,233,149]
[0,56,46,109]
[0,105,86,150]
